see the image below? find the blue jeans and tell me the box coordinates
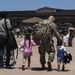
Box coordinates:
[0,35,7,67]
[0,50,4,67]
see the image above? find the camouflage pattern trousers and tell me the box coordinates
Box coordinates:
[38,42,55,65]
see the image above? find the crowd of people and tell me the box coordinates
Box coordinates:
[62,24,75,47]
[0,12,73,72]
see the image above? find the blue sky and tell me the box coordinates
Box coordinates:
[0,0,75,11]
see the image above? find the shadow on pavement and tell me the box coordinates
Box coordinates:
[4,66,15,69]
[53,69,70,72]
[31,67,70,72]
[31,67,48,71]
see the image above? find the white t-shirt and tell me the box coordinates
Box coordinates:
[63,35,67,43]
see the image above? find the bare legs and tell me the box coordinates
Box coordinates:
[22,56,31,70]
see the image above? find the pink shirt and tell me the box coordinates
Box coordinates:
[21,40,36,56]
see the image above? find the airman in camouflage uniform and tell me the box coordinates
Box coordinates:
[37,16,61,71]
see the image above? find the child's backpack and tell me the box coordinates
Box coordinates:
[63,52,72,64]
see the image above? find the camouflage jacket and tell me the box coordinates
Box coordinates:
[40,19,60,40]
[33,19,61,44]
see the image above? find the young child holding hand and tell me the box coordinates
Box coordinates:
[56,40,67,71]
[20,33,36,70]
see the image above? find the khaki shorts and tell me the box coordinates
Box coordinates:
[57,57,64,64]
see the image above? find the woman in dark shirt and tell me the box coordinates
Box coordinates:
[68,24,75,46]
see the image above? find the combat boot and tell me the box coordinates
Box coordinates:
[47,62,52,71]
[41,64,45,70]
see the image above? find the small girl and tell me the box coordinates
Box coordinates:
[20,33,36,70]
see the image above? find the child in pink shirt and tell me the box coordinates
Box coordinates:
[20,33,36,70]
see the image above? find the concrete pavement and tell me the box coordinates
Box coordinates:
[0,37,75,75]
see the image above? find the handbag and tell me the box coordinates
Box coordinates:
[7,31,18,50]
[4,18,18,50]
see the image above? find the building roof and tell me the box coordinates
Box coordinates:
[55,10,75,15]
[0,7,75,17]
[7,11,36,17]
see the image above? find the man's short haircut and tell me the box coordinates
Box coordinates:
[57,40,63,46]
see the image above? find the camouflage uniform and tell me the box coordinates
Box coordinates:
[37,20,61,70]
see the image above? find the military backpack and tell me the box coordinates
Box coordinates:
[33,20,52,44]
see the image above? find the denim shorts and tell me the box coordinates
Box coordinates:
[57,57,64,64]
